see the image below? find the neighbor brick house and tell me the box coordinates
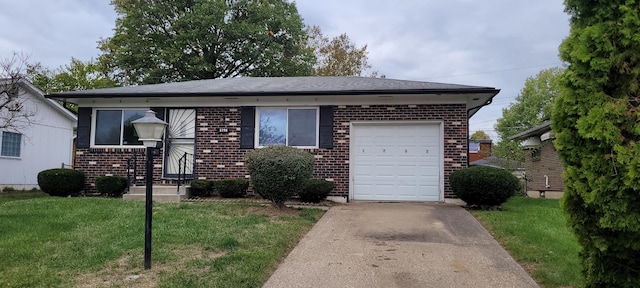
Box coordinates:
[468,139,492,163]
[510,121,565,198]
[48,77,499,202]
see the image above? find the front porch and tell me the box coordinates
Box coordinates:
[123,185,191,202]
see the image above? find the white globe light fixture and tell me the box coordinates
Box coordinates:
[131,110,167,270]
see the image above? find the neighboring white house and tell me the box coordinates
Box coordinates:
[0,79,77,189]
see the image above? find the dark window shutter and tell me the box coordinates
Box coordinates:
[150,107,166,148]
[76,107,91,148]
[240,106,255,149]
[319,106,334,149]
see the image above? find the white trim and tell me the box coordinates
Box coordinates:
[90,108,150,148]
[16,79,78,123]
[77,94,470,108]
[254,107,320,149]
[349,121,444,202]
[0,131,23,158]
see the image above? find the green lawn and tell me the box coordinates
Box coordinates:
[0,193,324,288]
[472,197,582,288]
[0,189,50,204]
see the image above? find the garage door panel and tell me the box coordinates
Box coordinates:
[352,123,441,201]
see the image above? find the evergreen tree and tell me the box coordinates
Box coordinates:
[553,1,640,286]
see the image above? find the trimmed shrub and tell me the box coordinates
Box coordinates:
[2,186,17,193]
[95,176,128,197]
[299,179,335,203]
[214,178,249,198]
[449,166,519,208]
[190,180,213,197]
[37,168,86,197]
[245,146,314,209]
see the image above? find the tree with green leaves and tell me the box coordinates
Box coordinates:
[493,67,563,162]
[307,25,372,76]
[470,130,490,140]
[27,58,118,113]
[552,1,640,286]
[28,58,118,94]
[99,0,315,84]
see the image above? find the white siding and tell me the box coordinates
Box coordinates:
[0,86,76,188]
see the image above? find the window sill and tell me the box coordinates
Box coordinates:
[256,145,319,149]
[0,155,21,160]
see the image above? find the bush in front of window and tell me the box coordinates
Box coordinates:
[190,180,213,197]
[37,169,86,197]
[245,146,314,209]
[95,176,128,197]
[449,166,520,209]
[299,179,335,203]
[214,178,249,198]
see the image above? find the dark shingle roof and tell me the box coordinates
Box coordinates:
[469,156,524,170]
[509,121,552,141]
[47,76,498,98]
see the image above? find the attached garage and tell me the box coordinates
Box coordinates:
[350,122,443,201]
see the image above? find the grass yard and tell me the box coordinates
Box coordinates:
[472,197,582,288]
[0,194,324,288]
[0,189,50,204]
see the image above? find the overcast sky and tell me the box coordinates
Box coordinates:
[0,0,570,139]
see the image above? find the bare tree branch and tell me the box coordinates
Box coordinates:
[0,52,39,133]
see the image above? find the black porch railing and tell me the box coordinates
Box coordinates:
[126,151,144,193]
[176,152,195,194]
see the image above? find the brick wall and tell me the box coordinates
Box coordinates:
[469,141,492,162]
[77,104,468,198]
[75,148,164,192]
[524,140,565,192]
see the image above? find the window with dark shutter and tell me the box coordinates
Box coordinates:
[76,107,91,148]
[319,106,334,149]
[240,106,256,149]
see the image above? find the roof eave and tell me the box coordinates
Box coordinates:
[510,121,552,140]
[46,87,500,100]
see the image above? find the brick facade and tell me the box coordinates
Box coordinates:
[76,104,468,198]
[524,140,565,192]
[468,140,492,162]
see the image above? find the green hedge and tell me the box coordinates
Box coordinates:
[37,169,86,197]
[95,176,128,197]
[299,179,334,203]
[214,178,249,198]
[190,180,213,197]
[449,166,519,208]
[245,146,314,208]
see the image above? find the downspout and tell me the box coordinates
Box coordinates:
[466,98,494,167]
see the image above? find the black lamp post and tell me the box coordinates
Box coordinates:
[132,110,167,270]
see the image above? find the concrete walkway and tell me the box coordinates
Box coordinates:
[264,203,538,288]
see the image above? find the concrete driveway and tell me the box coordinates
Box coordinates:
[263,203,538,288]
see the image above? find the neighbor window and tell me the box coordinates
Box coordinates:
[1,131,22,157]
[469,142,480,153]
[531,147,541,161]
[257,108,318,147]
[94,109,147,146]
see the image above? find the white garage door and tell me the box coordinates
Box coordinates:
[352,123,441,201]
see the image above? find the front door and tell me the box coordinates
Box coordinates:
[163,109,196,178]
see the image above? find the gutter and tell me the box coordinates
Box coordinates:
[45,88,500,100]
[466,96,496,167]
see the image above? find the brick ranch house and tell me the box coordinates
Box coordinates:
[48,77,499,202]
[510,120,565,199]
